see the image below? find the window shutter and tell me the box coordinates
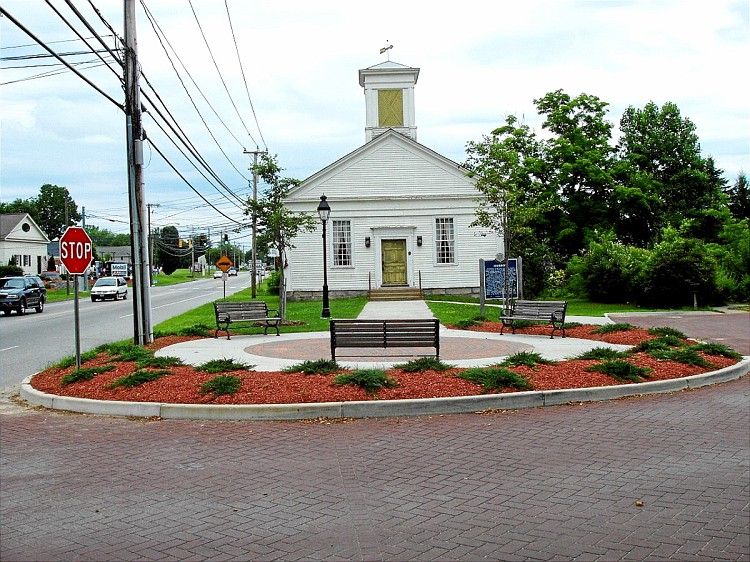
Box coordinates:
[378,89,404,127]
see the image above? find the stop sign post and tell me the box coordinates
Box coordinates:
[60,226,93,369]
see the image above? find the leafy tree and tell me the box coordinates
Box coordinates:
[155,225,182,275]
[534,90,616,257]
[85,225,130,246]
[0,198,36,217]
[34,184,81,239]
[248,154,316,319]
[726,172,749,220]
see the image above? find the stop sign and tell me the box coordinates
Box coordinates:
[59,226,93,275]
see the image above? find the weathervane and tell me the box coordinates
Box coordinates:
[379,41,393,61]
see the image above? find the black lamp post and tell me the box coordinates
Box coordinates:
[317,194,331,318]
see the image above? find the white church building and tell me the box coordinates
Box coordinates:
[284,60,502,299]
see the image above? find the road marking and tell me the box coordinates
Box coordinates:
[0,346,20,352]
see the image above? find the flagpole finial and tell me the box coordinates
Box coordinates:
[379,41,393,61]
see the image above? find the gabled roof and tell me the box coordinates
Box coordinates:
[0,213,50,242]
[358,60,419,86]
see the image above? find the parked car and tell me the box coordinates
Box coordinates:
[90,276,128,302]
[213,270,224,279]
[227,267,238,276]
[0,275,46,315]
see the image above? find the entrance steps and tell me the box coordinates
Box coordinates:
[368,287,423,301]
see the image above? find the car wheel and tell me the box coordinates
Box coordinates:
[123,292,127,300]
[17,300,26,315]
[91,297,97,302]
[1,309,8,316]
[35,300,44,313]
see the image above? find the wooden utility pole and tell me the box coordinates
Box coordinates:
[244,149,265,298]
[124,0,152,344]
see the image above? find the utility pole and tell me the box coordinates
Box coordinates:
[146,203,160,286]
[244,148,266,298]
[124,0,153,345]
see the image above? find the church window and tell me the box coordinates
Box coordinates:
[332,220,352,266]
[378,89,404,127]
[435,218,455,264]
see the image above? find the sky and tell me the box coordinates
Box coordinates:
[1,0,748,247]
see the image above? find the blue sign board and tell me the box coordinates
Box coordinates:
[484,259,518,299]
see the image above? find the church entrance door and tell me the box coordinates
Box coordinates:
[381,239,407,286]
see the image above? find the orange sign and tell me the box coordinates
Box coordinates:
[215,255,233,272]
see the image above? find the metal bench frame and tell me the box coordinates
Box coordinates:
[213,301,281,340]
[499,300,568,339]
[330,319,440,361]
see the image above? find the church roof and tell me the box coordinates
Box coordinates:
[359,60,419,86]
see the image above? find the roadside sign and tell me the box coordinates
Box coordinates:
[59,227,93,275]
[215,255,233,272]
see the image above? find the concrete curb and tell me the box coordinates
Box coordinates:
[20,358,749,421]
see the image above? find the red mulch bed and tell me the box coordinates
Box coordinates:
[30,325,740,405]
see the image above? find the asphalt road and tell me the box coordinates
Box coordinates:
[0,273,250,390]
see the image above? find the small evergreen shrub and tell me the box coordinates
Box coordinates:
[105,342,154,363]
[178,324,213,337]
[688,342,742,360]
[201,375,242,395]
[394,357,452,372]
[137,356,183,369]
[575,347,629,361]
[53,349,100,370]
[108,369,170,389]
[284,359,341,375]
[649,348,711,367]
[501,352,553,368]
[587,360,650,383]
[60,364,116,385]
[647,327,687,340]
[455,315,488,329]
[563,322,583,329]
[506,319,536,329]
[196,358,254,374]
[333,369,397,394]
[0,264,23,277]
[457,367,532,391]
[631,337,681,353]
[593,323,636,334]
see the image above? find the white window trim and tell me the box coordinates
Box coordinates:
[331,218,354,269]
[434,217,456,266]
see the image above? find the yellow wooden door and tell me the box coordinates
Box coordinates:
[381,239,407,285]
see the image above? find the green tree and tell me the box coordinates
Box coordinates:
[155,225,182,275]
[86,225,130,246]
[726,172,749,220]
[248,154,316,319]
[534,90,616,257]
[34,184,81,239]
[0,198,36,217]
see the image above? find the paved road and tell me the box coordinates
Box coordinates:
[0,274,249,390]
[1,376,748,561]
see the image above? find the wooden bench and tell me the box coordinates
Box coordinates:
[214,301,281,340]
[330,319,440,361]
[499,300,568,339]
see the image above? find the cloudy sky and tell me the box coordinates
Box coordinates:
[1,0,748,245]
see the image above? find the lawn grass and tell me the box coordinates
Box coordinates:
[151,268,203,287]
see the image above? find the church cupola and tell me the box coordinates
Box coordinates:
[358,60,420,142]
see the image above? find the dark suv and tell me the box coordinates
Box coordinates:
[0,276,47,315]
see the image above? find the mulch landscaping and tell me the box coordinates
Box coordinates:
[30,324,739,405]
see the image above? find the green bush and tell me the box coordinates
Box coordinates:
[266,270,281,296]
[196,358,255,374]
[201,375,242,395]
[333,369,397,394]
[688,342,742,360]
[500,352,553,368]
[178,324,213,337]
[60,364,116,385]
[394,357,452,372]
[649,348,711,367]
[457,367,532,391]
[647,327,687,339]
[563,322,583,329]
[53,349,101,369]
[632,336,683,353]
[587,360,650,383]
[454,315,488,329]
[575,233,649,303]
[136,356,183,369]
[284,359,341,375]
[105,342,154,363]
[108,369,170,388]
[0,264,23,277]
[593,323,636,334]
[575,347,629,361]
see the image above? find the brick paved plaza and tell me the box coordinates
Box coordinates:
[1,375,748,561]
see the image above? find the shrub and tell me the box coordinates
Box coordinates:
[576,233,649,303]
[53,349,100,369]
[454,315,488,329]
[201,375,242,395]
[177,324,213,337]
[593,323,636,334]
[105,342,154,363]
[563,322,583,329]
[266,270,281,296]
[632,336,683,353]
[394,357,452,372]
[60,364,116,385]
[457,367,532,391]
[506,319,536,329]
[333,369,397,394]
[500,352,553,368]
[137,356,183,369]
[108,369,170,388]
[647,327,687,340]
[284,359,341,375]
[649,348,711,367]
[0,264,23,277]
[688,342,742,360]
[575,347,629,361]
[587,360,650,383]
[196,358,255,374]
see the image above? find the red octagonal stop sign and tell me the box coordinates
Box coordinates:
[59,226,93,275]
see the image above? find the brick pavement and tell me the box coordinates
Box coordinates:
[1,377,748,561]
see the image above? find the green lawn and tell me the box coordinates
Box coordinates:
[152,268,203,287]
[44,269,199,302]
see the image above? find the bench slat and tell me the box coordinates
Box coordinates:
[330,319,439,360]
[499,300,567,339]
[214,301,280,339]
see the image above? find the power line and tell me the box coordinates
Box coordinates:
[60,0,124,67]
[187,0,257,147]
[0,59,113,86]
[1,33,113,51]
[223,0,267,150]
[0,48,111,61]
[0,6,124,110]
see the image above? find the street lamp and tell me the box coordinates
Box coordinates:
[317,194,331,318]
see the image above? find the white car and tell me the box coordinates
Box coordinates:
[90,276,128,301]
[213,270,224,279]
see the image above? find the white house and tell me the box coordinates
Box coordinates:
[283,60,502,299]
[0,213,50,274]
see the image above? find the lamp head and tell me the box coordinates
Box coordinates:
[317,194,331,222]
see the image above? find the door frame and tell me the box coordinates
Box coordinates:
[381,238,408,286]
[371,226,416,288]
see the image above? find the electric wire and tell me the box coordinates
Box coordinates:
[1,59,112,86]
[60,0,124,67]
[1,33,113,50]
[187,0,257,147]
[0,6,123,110]
[0,49,111,61]
[223,0,267,150]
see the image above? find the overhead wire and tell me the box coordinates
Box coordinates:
[1,59,113,86]
[1,33,113,50]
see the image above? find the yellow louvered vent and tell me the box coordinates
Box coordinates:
[378,89,404,127]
